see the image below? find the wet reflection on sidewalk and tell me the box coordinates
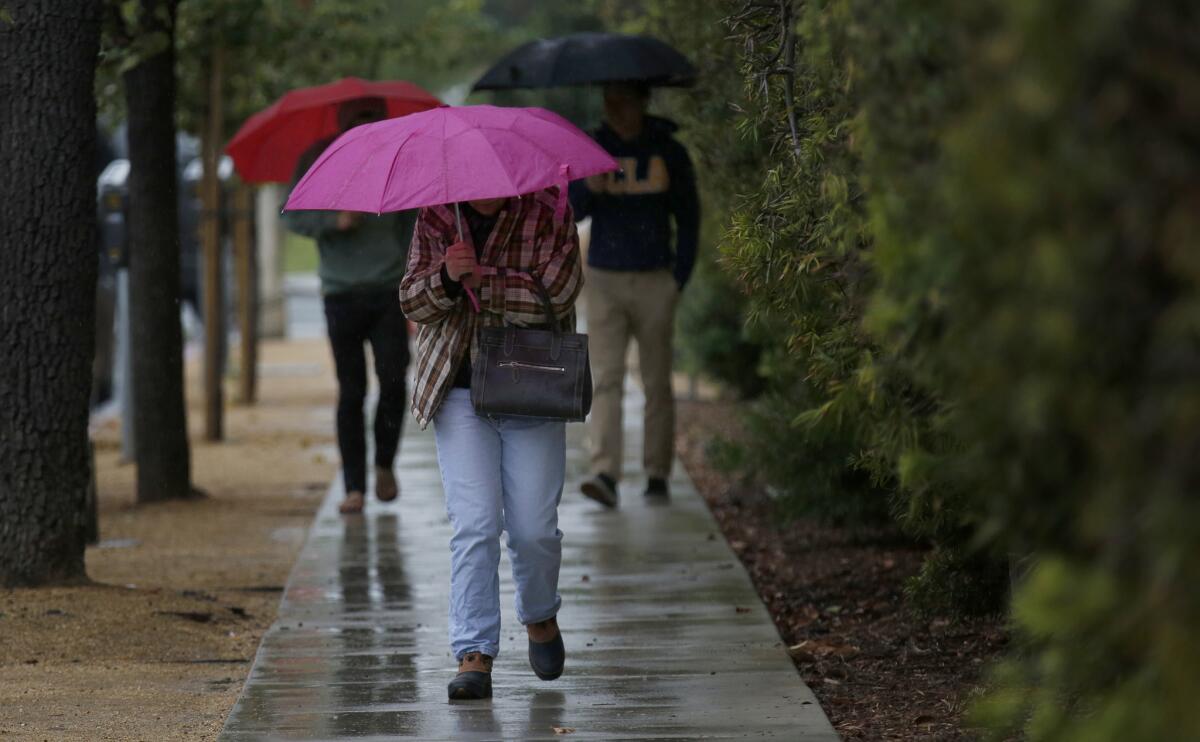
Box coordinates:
[221,395,836,740]
[327,514,418,736]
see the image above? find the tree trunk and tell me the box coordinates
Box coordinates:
[0,1,102,587]
[201,45,225,441]
[234,184,258,405]
[123,0,193,503]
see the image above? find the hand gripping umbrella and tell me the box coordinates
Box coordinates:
[226,77,442,183]
[472,32,696,91]
[284,105,619,310]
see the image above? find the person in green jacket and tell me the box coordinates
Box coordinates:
[283,97,416,515]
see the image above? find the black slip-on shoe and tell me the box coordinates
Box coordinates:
[528,622,565,681]
[644,477,670,500]
[580,474,619,509]
[447,671,492,700]
[447,652,493,700]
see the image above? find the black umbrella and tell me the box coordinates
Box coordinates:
[473,32,696,91]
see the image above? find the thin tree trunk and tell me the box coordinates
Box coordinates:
[0,1,102,587]
[123,0,193,503]
[234,185,258,405]
[201,45,225,441]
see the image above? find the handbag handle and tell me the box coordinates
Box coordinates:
[492,267,557,327]
[529,275,558,329]
[500,273,563,360]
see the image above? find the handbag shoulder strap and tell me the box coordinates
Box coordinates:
[529,275,557,328]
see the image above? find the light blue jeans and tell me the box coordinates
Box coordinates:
[433,389,565,660]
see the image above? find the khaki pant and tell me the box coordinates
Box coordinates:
[585,267,677,482]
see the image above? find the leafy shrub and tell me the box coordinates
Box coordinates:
[872,1,1200,737]
[676,252,764,398]
[719,0,1200,735]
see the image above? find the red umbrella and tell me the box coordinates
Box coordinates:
[225,77,442,183]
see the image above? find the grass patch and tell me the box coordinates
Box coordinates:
[284,233,318,274]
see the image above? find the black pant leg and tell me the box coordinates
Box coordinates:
[367,290,410,470]
[324,294,369,495]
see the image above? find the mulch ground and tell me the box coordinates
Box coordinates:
[0,339,335,742]
[677,399,1008,741]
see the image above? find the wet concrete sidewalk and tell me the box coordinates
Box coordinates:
[220,383,837,741]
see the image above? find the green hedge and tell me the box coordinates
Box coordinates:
[871,2,1200,737]
[637,0,1200,737]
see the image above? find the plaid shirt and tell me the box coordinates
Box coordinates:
[399,189,583,428]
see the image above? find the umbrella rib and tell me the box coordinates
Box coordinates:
[469,127,520,197]
[547,39,571,87]
[295,130,365,198]
[506,126,568,178]
[441,113,451,207]
[378,131,417,214]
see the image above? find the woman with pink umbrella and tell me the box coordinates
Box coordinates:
[287,105,618,700]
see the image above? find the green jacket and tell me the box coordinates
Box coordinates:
[282,207,414,295]
[282,136,415,295]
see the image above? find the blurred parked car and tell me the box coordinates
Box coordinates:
[92,126,232,410]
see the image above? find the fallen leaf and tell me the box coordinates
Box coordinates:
[787,642,816,663]
[735,606,751,614]
[551,727,576,735]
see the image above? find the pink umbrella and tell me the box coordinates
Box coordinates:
[284,105,618,216]
[284,105,618,313]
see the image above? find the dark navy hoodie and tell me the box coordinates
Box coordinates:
[568,116,700,288]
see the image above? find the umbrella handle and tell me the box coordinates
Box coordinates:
[453,202,482,314]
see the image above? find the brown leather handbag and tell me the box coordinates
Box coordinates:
[470,278,592,422]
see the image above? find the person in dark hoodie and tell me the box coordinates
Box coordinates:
[283,98,416,515]
[570,82,700,508]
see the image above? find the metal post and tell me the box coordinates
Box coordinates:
[255,184,287,338]
[116,266,135,461]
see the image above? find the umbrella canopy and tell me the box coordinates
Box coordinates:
[472,32,696,91]
[284,105,619,216]
[226,77,442,183]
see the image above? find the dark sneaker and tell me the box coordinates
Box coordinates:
[447,652,493,700]
[580,473,619,509]
[644,477,670,500]
[527,617,565,681]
